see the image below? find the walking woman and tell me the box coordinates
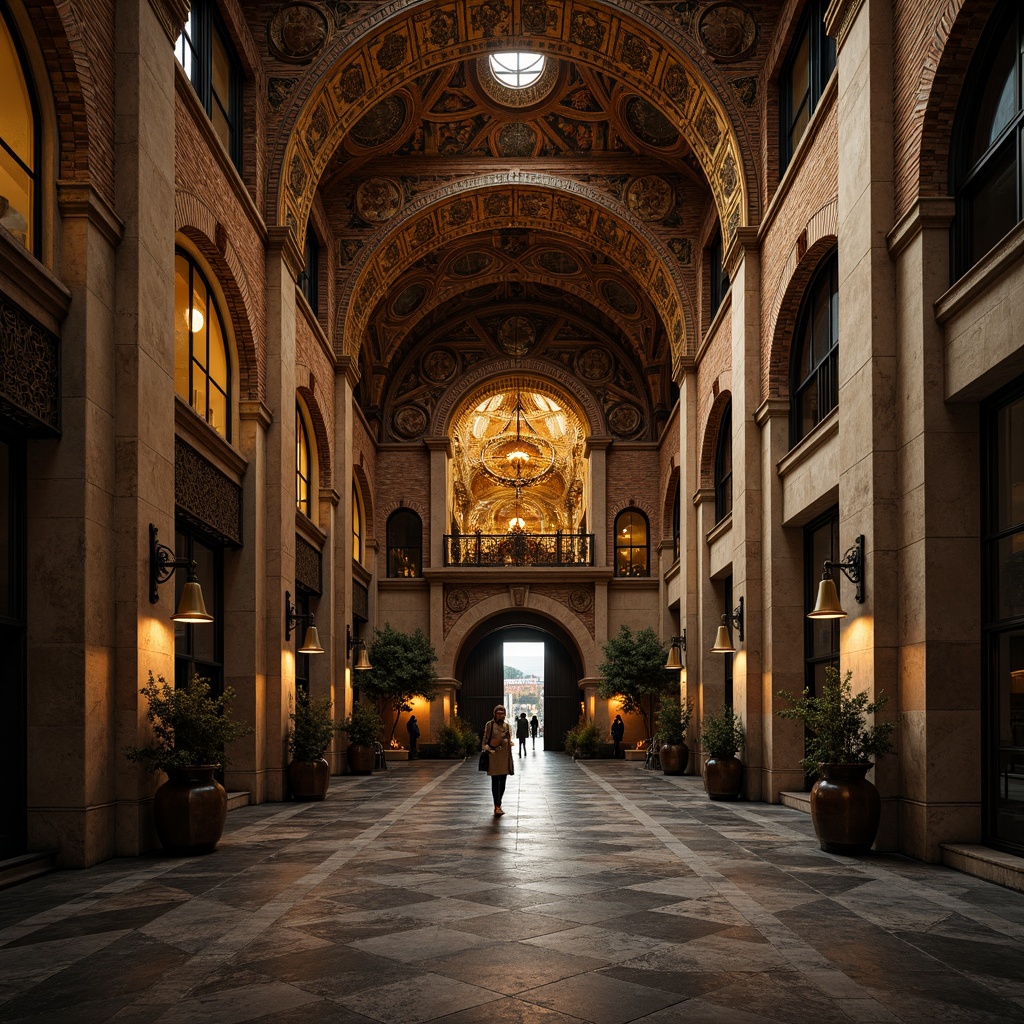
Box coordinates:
[482,705,514,816]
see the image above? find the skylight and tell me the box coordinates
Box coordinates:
[488,52,546,90]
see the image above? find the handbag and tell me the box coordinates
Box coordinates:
[478,749,489,771]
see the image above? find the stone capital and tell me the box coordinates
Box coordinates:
[56,181,124,248]
[266,225,305,282]
[825,0,864,52]
[336,355,360,388]
[149,0,190,45]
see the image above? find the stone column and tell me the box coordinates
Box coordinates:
[586,438,610,567]
[827,0,900,848]
[317,486,341,773]
[694,488,721,773]
[678,366,699,771]
[334,358,359,731]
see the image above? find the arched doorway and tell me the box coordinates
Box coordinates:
[456,612,583,751]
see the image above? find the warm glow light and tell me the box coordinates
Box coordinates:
[185,307,204,333]
[507,450,530,464]
[509,516,526,530]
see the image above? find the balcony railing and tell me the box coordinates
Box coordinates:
[444,531,594,567]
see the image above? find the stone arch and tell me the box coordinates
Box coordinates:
[272,0,750,252]
[379,497,427,547]
[662,464,681,545]
[429,356,608,439]
[352,464,375,544]
[176,190,261,402]
[444,596,595,680]
[340,175,694,362]
[296,384,332,490]
[766,234,837,400]
[699,390,732,490]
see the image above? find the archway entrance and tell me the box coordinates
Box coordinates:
[456,612,582,751]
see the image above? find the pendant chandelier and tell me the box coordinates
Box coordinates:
[479,379,557,491]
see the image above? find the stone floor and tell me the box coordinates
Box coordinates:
[2,753,1024,1024]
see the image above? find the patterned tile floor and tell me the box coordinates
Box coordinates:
[2,754,1024,1023]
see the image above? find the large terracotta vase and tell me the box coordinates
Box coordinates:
[347,743,375,775]
[153,766,227,855]
[288,758,330,800]
[703,755,743,800]
[660,742,688,775]
[810,762,881,854]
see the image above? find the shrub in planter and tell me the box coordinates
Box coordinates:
[437,716,479,758]
[287,689,339,800]
[564,721,601,759]
[341,703,383,775]
[701,706,745,800]
[656,697,694,775]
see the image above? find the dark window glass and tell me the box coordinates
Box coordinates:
[723,574,734,709]
[672,486,680,562]
[953,3,1023,276]
[614,509,649,577]
[780,0,836,173]
[387,509,423,577]
[790,252,839,447]
[299,224,319,314]
[715,401,733,524]
[709,228,731,318]
[174,0,242,171]
[296,405,312,518]
[174,526,224,699]
[294,588,311,698]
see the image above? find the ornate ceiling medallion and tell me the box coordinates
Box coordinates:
[626,175,675,222]
[498,315,536,356]
[267,3,329,63]
[476,55,559,108]
[355,177,404,222]
[697,3,758,63]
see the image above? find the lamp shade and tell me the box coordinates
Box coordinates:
[172,581,213,623]
[664,644,683,671]
[298,624,324,654]
[711,623,735,654]
[808,576,846,619]
[354,645,372,671]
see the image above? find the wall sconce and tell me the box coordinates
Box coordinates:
[149,524,213,623]
[346,625,372,671]
[808,535,864,620]
[285,590,324,654]
[664,632,686,671]
[711,596,744,654]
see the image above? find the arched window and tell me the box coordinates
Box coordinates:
[352,485,363,564]
[0,5,39,255]
[387,509,422,578]
[952,2,1023,277]
[296,404,312,518]
[672,486,680,562]
[174,249,231,440]
[790,252,838,447]
[298,222,319,314]
[614,509,649,577]
[715,401,733,523]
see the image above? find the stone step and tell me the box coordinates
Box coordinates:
[0,851,59,891]
[779,790,811,814]
[226,791,250,811]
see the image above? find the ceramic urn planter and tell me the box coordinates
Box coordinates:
[347,742,375,775]
[153,766,227,855]
[703,755,743,800]
[288,758,331,800]
[810,763,881,854]
[660,742,688,775]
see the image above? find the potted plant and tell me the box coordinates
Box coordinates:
[597,626,673,742]
[701,705,745,800]
[288,689,339,800]
[342,702,383,775]
[125,673,251,854]
[564,720,601,759]
[656,697,694,775]
[777,666,896,854]
[361,624,439,746]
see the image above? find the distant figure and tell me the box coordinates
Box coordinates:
[611,715,625,759]
[530,714,539,749]
[407,715,420,759]
[516,712,530,756]
[483,705,513,815]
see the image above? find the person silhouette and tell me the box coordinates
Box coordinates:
[530,714,539,750]
[516,712,529,756]
[407,715,420,759]
[611,714,625,759]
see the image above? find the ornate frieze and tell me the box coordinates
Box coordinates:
[295,535,322,595]
[0,293,60,438]
[174,437,242,547]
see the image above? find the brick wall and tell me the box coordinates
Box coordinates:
[376,445,431,567]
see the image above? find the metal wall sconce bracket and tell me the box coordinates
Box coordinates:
[828,534,865,603]
[285,590,324,654]
[149,523,213,622]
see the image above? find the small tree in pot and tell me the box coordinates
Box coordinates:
[361,624,438,748]
[701,705,745,800]
[598,626,671,742]
[777,667,895,854]
[125,673,252,854]
[287,689,339,800]
[341,702,383,775]
[656,697,693,775]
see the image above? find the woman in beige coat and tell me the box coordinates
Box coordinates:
[482,705,514,815]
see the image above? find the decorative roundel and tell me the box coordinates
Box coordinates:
[498,315,536,356]
[267,3,329,63]
[392,283,426,317]
[568,588,594,613]
[697,3,758,62]
[626,176,675,222]
[355,177,403,222]
[576,348,613,382]
[498,123,538,157]
[446,588,470,613]
[608,403,643,437]
[392,404,428,439]
[423,349,457,383]
[350,96,407,148]
[601,281,640,316]
[624,97,680,148]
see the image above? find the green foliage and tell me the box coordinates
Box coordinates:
[288,689,339,762]
[125,672,252,772]
[362,624,439,740]
[503,664,526,679]
[701,706,745,759]
[437,716,479,758]
[655,697,694,746]
[564,720,602,758]
[341,702,384,746]
[777,667,896,772]
[598,625,672,737]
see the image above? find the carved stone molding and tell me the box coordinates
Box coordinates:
[295,534,322,595]
[174,437,243,546]
[824,0,865,52]
[0,292,60,437]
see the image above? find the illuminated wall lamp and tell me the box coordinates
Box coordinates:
[664,632,686,671]
[285,590,324,654]
[149,524,213,623]
[711,597,744,654]
[347,625,372,671]
[808,535,865,620]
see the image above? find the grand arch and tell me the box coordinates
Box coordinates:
[272,0,750,250]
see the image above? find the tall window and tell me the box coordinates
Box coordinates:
[296,405,312,518]
[175,0,242,170]
[614,509,649,577]
[174,525,223,698]
[387,509,422,577]
[298,223,319,314]
[780,0,836,173]
[982,381,1024,854]
[790,252,838,447]
[352,485,363,563]
[709,229,730,318]
[0,4,39,255]
[174,249,231,440]
[715,401,733,523]
[952,2,1024,277]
